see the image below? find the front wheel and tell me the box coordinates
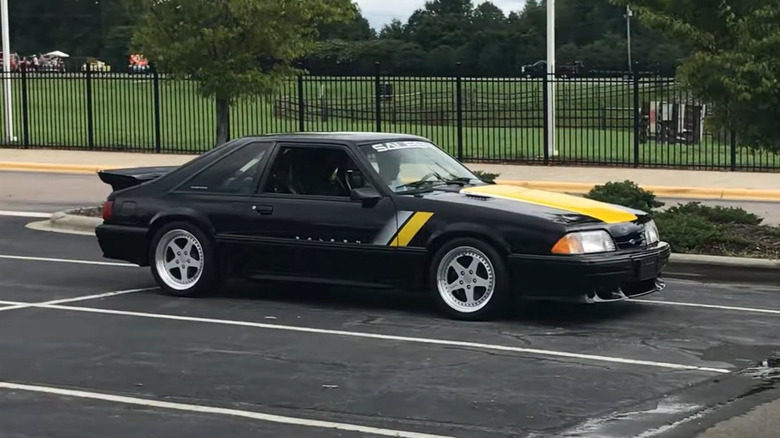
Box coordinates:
[430,238,510,321]
[149,221,220,297]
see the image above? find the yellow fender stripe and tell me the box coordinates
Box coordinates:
[390,212,434,247]
[462,185,637,224]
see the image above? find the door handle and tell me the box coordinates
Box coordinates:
[252,205,273,215]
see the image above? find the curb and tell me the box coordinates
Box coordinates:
[25,209,102,236]
[665,253,779,286]
[497,180,780,202]
[31,208,778,287]
[0,161,107,174]
[2,161,779,202]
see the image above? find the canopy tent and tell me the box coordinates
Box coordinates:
[43,50,69,58]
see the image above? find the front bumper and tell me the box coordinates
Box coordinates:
[508,241,671,303]
[95,223,149,266]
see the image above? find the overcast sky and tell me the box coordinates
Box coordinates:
[356,0,528,29]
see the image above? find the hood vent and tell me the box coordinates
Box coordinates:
[464,192,490,200]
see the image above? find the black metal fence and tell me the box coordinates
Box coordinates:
[0,69,778,172]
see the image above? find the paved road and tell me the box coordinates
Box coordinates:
[0,170,109,212]
[1,169,779,437]
[2,170,779,226]
[0,215,779,437]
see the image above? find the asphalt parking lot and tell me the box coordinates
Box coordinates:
[1,214,779,438]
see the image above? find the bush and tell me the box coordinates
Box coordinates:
[584,180,665,213]
[663,202,763,225]
[654,211,724,253]
[473,170,499,184]
[580,179,775,257]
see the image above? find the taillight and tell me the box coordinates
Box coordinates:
[102,201,113,221]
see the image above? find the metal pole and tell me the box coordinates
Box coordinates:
[0,0,14,143]
[626,5,633,72]
[546,0,556,156]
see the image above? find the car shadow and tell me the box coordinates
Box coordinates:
[214,279,653,327]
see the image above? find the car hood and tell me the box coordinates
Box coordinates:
[430,184,645,225]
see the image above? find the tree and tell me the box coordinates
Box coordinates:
[318,9,376,41]
[405,0,475,50]
[132,0,355,147]
[611,0,780,152]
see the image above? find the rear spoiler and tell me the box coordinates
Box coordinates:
[97,166,178,192]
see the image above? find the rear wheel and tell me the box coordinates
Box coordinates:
[430,238,510,321]
[149,221,220,297]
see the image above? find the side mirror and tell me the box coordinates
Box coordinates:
[350,186,381,206]
[347,169,365,188]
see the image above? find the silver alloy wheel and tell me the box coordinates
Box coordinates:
[154,229,204,291]
[436,246,495,313]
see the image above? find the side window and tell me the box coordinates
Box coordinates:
[262,146,365,197]
[183,142,271,194]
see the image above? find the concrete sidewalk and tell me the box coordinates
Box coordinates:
[1,148,778,201]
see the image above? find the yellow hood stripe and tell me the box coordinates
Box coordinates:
[462,185,637,224]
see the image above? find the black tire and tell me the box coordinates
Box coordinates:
[148,221,220,297]
[429,237,510,321]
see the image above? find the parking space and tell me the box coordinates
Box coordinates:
[1,215,779,438]
[0,385,402,438]
[0,217,150,302]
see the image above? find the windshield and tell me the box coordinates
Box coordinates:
[359,141,481,193]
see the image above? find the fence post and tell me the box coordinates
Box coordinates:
[456,62,463,161]
[20,65,30,147]
[152,67,161,153]
[374,62,381,132]
[542,73,550,165]
[632,72,640,168]
[297,75,305,132]
[85,63,94,149]
[730,130,737,171]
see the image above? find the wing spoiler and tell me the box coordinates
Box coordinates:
[97,166,178,192]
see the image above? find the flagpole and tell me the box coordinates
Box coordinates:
[546,0,557,156]
[1,0,14,143]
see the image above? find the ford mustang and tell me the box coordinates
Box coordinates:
[96,132,670,320]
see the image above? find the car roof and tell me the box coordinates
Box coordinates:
[243,131,431,144]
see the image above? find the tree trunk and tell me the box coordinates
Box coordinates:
[215,96,230,147]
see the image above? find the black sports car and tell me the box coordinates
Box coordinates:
[96,133,670,320]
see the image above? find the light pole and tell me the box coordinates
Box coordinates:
[546,0,557,157]
[0,0,14,143]
[626,5,633,72]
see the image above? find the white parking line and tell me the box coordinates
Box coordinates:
[0,381,455,438]
[0,301,23,311]
[18,301,730,374]
[635,299,780,315]
[0,210,52,218]
[0,288,155,313]
[0,254,136,267]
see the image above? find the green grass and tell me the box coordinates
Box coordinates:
[0,73,777,170]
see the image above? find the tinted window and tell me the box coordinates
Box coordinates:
[183,142,271,194]
[262,146,362,197]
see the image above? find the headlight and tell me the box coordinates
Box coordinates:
[551,230,616,254]
[644,220,660,244]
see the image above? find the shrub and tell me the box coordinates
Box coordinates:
[654,211,724,253]
[472,170,499,184]
[663,202,763,225]
[584,180,665,213]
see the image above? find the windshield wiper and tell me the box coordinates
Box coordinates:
[394,180,430,189]
[442,177,475,186]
